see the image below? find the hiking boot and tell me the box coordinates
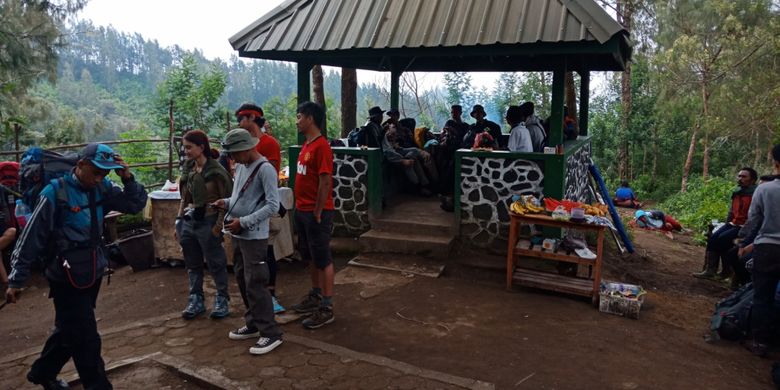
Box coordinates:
[291,293,321,314]
[746,341,769,358]
[272,296,286,314]
[249,334,283,355]
[209,295,230,319]
[693,251,718,279]
[27,372,70,390]
[229,326,260,340]
[302,306,334,329]
[181,294,205,320]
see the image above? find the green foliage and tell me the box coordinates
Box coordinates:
[0,0,86,130]
[660,176,734,240]
[155,55,227,134]
[113,128,171,187]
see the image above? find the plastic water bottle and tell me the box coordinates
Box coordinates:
[14,199,31,228]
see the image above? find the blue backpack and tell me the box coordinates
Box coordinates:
[19,147,80,210]
[347,126,367,147]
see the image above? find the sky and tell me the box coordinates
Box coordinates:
[76,0,502,89]
[77,0,610,98]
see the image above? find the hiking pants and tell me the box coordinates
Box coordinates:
[180,214,229,299]
[28,279,112,389]
[751,244,780,344]
[232,238,282,337]
[707,224,740,253]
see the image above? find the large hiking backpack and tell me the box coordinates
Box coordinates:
[711,283,754,340]
[19,147,80,210]
[0,161,19,188]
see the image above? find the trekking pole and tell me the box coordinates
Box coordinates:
[0,183,21,198]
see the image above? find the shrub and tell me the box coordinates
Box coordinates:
[659,176,733,242]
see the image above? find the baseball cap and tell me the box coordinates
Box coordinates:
[80,143,123,170]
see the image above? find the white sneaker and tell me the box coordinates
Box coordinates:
[249,335,283,355]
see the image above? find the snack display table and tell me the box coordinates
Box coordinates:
[506,213,606,304]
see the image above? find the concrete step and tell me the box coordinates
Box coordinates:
[359,230,453,258]
[369,217,455,237]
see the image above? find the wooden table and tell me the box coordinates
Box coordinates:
[506,213,606,304]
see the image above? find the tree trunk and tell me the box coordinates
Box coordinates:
[617,0,633,181]
[312,65,326,133]
[341,68,357,138]
[652,126,658,181]
[681,127,698,192]
[702,133,710,180]
[565,72,577,130]
[701,82,710,180]
[754,127,761,168]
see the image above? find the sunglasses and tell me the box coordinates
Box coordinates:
[236,115,247,122]
[94,151,117,160]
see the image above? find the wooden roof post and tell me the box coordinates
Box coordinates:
[579,70,590,136]
[549,67,565,147]
[297,61,312,144]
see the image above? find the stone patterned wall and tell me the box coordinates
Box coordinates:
[460,157,544,247]
[564,142,592,203]
[332,154,371,235]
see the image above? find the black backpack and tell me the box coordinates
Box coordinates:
[710,283,754,340]
[347,126,368,147]
[348,123,383,148]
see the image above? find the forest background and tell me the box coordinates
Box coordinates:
[1,0,779,238]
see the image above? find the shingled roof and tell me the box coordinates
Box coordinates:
[230,0,630,71]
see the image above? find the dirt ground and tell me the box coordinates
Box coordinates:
[0,220,775,389]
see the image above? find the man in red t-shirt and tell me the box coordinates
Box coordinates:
[235,103,281,173]
[290,101,336,329]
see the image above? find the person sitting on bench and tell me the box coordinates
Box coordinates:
[382,124,435,196]
[613,180,643,208]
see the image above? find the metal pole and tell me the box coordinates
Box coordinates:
[168,99,174,181]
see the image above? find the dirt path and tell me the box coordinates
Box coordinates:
[0,225,774,389]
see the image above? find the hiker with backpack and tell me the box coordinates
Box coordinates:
[744,144,780,357]
[176,130,233,320]
[5,143,147,390]
[347,106,384,148]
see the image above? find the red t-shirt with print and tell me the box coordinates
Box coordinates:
[255,134,281,173]
[295,136,334,211]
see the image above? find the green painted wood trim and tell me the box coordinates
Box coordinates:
[366,149,383,215]
[579,71,590,136]
[288,146,301,190]
[296,62,312,144]
[549,68,565,147]
[454,151,463,229]
[330,147,382,156]
[390,70,400,111]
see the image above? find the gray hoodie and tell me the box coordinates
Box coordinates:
[745,178,780,246]
[524,115,546,153]
[222,157,279,240]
